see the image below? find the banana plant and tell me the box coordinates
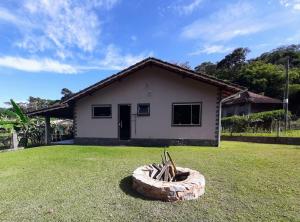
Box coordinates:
[9,99,31,147]
[10,99,29,125]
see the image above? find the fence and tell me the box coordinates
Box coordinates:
[0,132,18,150]
[0,134,12,150]
[223,119,300,135]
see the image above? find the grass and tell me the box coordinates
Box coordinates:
[222,129,300,137]
[0,142,299,221]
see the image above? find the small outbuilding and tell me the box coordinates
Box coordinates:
[28,57,244,146]
[222,91,282,117]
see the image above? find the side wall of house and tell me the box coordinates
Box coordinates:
[74,65,219,146]
[222,103,251,117]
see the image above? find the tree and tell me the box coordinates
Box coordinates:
[9,99,30,147]
[0,99,46,147]
[216,48,250,81]
[217,48,250,69]
[254,44,300,68]
[193,44,300,116]
[173,61,192,70]
[237,61,285,98]
[194,62,217,76]
[61,88,74,100]
[5,97,58,113]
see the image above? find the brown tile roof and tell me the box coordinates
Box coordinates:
[223,91,282,105]
[27,57,246,117]
[62,57,245,103]
[26,103,73,118]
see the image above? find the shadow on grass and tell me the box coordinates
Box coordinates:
[119,176,156,201]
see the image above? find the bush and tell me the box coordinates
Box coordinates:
[222,110,291,133]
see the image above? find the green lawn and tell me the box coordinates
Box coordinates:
[0,142,299,221]
[222,129,300,137]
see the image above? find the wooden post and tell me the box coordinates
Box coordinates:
[45,116,51,145]
[12,131,19,149]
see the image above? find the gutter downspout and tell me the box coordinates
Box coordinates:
[218,88,248,147]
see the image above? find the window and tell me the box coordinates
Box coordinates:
[137,103,150,116]
[172,103,201,126]
[92,105,112,118]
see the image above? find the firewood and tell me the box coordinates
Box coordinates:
[156,162,170,180]
[150,168,158,178]
[148,151,179,181]
[169,165,175,178]
[166,151,177,173]
[161,154,165,165]
[152,163,161,171]
[164,149,168,162]
[168,171,172,182]
[164,166,169,181]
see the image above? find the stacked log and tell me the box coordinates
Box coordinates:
[143,150,178,182]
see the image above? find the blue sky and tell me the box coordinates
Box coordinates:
[0,0,300,107]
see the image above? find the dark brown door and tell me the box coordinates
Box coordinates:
[119,104,131,140]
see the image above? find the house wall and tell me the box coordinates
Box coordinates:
[222,103,251,117]
[251,103,282,113]
[222,103,282,117]
[74,65,219,145]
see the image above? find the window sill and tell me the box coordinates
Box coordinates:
[171,124,201,127]
[137,114,150,117]
[92,116,112,119]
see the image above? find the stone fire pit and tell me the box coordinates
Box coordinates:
[132,165,205,202]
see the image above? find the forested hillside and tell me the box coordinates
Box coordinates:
[195,44,300,116]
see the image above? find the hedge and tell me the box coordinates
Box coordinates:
[222,110,291,133]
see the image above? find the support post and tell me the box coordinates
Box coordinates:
[284,57,289,131]
[45,116,51,145]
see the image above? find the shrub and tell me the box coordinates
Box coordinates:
[222,110,291,133]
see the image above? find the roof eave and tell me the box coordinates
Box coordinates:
[62,58,245,103]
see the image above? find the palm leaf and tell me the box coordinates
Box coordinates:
[0,120,18,125]
[10,99,29,124]
[3,109,18,118]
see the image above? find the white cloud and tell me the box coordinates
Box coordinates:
[0,1,153,73]
[98,44,152,70]
[0,7,31,27]
[88,0,120,9]
[15,35,52,53]
[0,0,120,60]
[174,0,203,15]
[0,56,78,73]
[0,7,20,24]
[181,2,269,42]
[23,0,101,54]
[189,44,233,55]
[0,52,147,73]
[280,0,300,10]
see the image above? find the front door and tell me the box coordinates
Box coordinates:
[118,104,131,140]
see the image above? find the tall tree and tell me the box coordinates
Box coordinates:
[254,44,300,68]
[217,48,250,69]
[61,88,74,100]
[237,61,285,98]
[194,62,217,76]
[216,47,250,81]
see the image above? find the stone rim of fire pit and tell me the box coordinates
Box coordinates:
[132,165,205,202]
